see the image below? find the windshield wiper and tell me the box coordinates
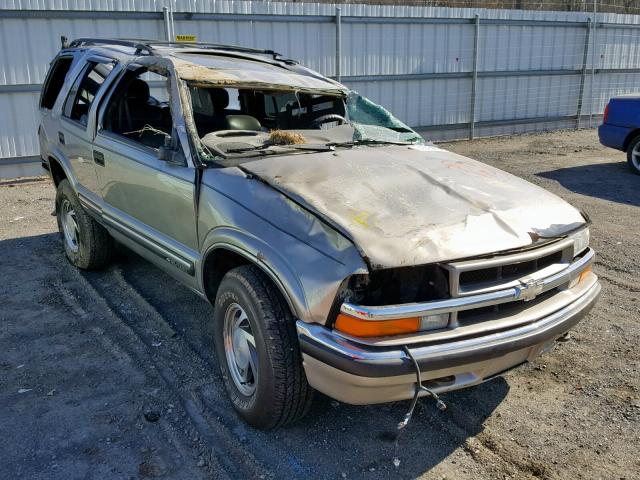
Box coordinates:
[326,139,415,148]
[225,143,335,155]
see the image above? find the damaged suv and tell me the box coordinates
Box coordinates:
[39,39,600,429]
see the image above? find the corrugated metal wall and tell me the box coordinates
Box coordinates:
[1,0,640,167]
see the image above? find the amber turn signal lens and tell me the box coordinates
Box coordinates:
[579,265,592,283]
[334,313,420,338]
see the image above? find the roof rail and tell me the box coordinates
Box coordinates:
[144,40,273,55]
[143,40,298,64]
[66,38,298,65]
[67,38,154,56]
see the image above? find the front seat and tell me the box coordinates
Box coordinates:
[209,88,230,131]
[122,79,166,147]
[123,79,162,132]
[124,79,150,126]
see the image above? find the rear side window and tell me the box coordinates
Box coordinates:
[63,61,114,127]
[40,57,73,110]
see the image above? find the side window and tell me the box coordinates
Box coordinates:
[63,61,114,127]
[190,86,213,116]
[40,56,73,110]
[264,95,277,117]
[102,69,173,149]
[226,88,241,110]
[267,92,305,115]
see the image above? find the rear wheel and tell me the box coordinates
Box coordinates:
[212,265,313,429]
[626,135,640,175]
[55,179,113,269]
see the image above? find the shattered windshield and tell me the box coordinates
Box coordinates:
[188,86,425,162]
[345,91,424,144]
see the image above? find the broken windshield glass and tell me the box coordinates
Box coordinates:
[345,91,425,144]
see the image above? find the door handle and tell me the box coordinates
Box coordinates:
[93,150,105,167]
[58,132,65,144]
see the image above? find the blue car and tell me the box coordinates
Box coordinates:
[598,95,640,175]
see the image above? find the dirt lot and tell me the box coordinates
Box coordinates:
[1,129,638,480]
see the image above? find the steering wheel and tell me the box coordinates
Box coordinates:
[309,114,347,129]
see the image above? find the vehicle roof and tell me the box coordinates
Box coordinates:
[65,38,345,93]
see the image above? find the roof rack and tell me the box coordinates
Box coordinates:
[135,39,297,64]
[143,40,275,55]
[66,38,297,65]
[67,38,154,56]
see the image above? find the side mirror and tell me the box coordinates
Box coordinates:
[157,135,186,166]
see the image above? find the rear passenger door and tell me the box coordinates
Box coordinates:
[59,57,117,196]
[92,65,199,284]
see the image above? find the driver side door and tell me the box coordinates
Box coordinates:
[92,65,200,288]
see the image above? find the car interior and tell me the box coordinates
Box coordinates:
[102,74,351,154]
[102,70,172,149]
[189,87,347,136]
[187,86,351,155]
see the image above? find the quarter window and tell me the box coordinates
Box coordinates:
[63,61,114,126]
[40,56,74,110]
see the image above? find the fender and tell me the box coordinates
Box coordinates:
[46,147,106,222]
[623,127,640,152]
[200,226,310,322]
[46,147,77,189]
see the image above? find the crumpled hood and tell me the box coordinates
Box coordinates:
[242,145,585,268]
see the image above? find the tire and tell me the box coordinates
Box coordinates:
[626,134,640,175]
[212,265,313,429]
[55,179,113,270]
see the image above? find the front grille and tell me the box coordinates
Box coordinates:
[458,266,500,285]
[446,239,575,326]
[459,250,563,290]
[457,287,558,324]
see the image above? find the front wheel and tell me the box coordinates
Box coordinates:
[626,134,640,175]
[212,265,313,429]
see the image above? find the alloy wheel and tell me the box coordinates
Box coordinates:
[632,142,640,171]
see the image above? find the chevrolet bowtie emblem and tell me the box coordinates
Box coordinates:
[517,277,545,301]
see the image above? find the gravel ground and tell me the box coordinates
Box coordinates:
[0,129,638,480]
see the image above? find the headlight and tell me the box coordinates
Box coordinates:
[420,313,450,331]
[570,227,590,257]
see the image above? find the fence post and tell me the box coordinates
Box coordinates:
[335,7,342,83]
[589,2,598,128]
[163,7,172,41]
[469,14,480,140]
[169,2,176,41]
[576,18,592,129]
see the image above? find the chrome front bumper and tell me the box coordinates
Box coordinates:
[297,277,600,405]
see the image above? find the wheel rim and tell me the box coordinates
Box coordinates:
[223,303,258,396]
[60,199,80,253]
[632,142,640,170]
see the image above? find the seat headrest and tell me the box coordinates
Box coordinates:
[126,79,150,103]
[224,115,262,131]
[209,88,229,111]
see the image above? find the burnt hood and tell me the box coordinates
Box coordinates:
[242,145,586,269]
